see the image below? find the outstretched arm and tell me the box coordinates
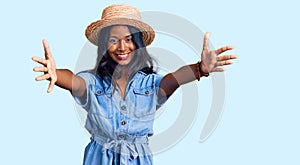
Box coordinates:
[159,32,238,97]
[32,39,86,97]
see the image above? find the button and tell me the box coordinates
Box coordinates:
[121,105,126,110]
[97,91,101,94]
[145,91,149,95]
[119,135,125,139]
[121,121,126,125]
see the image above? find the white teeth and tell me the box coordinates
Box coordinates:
[117,54,128,57]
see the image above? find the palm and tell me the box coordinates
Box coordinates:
[200,32,237,74]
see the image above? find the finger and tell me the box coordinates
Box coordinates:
[32,56,47,65]
[35,74,51,81]
[215,46,234,55]
[47,80,55,93]
[42,39,53,60]
[47,72,57,93]
[202,32,210,51]
[33,66,49,72]
[217,55,238,61]
[212,68,225,72]
[216,60,233,66]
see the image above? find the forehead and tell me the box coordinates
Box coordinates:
[109,25,131,38]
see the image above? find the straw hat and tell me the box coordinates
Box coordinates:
[85,4,155,46]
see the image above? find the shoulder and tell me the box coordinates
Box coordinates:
[134,71,163,87]
[77,72,112,93]
[136,71,161,80]
[76,72,104,86]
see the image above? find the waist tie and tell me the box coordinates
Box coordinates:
[92,134,149,159]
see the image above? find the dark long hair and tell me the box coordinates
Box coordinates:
[92,25,157,86]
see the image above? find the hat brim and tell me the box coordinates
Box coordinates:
[85,18,155,46]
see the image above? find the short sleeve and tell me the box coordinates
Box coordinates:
[72,72,95,109]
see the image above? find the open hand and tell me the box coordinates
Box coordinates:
[200,32,238,74]
[32,39,57,93]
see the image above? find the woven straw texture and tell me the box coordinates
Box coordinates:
[85,4,155,46]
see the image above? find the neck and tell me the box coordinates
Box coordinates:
[118,66,130,81]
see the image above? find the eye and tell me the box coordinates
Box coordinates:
[109,38,119,44]
[125,37,133,43]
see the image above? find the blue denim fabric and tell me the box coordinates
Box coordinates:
[73,71,165,165]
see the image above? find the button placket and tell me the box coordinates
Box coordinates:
[119,104,128,129]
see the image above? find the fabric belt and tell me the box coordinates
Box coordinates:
[92,134,149,159]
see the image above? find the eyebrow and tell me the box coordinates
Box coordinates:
[109,35,132,39]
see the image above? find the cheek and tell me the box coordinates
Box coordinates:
[107,44,116,53]
[130,44,136,51]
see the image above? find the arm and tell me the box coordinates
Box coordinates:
[55,69,86,97]
[32,39,86,97]
[159,63,199,97]
[159,32,238,97]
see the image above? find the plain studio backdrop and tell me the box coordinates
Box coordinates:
[1,0,299,164]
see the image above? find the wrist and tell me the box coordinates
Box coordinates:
[197,61,209,79]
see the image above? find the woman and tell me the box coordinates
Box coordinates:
[32,4,237,165]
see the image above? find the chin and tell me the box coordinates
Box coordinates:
[117,61,131,66]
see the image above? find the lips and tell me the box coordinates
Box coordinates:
[115,53,130,60]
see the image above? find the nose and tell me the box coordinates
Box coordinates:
[117,39,126,51]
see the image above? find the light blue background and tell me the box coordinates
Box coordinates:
[1,0,299,164]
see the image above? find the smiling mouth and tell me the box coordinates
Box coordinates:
[115,53,130,60]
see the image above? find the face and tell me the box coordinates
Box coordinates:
[107,25,136,66]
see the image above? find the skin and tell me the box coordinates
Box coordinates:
[108,26,136,66]
[107,26,137,99]
[32,25,238,100]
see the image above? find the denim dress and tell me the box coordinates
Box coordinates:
[73,71,166,165]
